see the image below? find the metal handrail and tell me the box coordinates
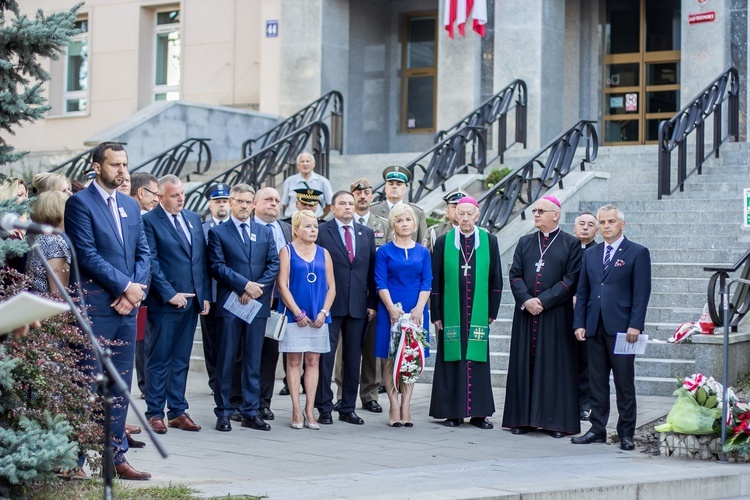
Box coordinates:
[704,248,750,331]
[477,120,598,233]
[130,138,212,181]
[371,125,487,204]
[242,91,344,158]
[435,79,527,164]
[657,68,739,199]
[185,121,330,215]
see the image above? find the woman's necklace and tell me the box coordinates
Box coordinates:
[535,229,561,273]
[305,250,317,283]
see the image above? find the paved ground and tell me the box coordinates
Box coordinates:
[121,371,750,499]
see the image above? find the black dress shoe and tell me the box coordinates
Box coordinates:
[620,437,635,450]
[333,400,342,412]
[378,385,386,394]
[259,407,275,421]
[579,410,590,421]
[318,411,333,425]
[229,409,243,422]
[571,430,606,444]
[549,431,566,439]
[511,427,531,435]
[241,415,271,431]
[363,401,383,413]
[215,416,232,432]
[443,418,461,427]
[469,417,493,430]
[339,411,365,425]
[279,385,290,396]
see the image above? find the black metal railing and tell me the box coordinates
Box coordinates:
[435,79,527,165]
[705,249,750,332]
[371,125,487,204]
[657,68,739,199]
[477,120,598,233]
[185,121,330,215]
[49,143,126,181]
[241,91,343,158]
[130,138,212,181]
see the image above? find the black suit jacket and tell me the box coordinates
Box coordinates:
[573,237,652,336]
[316,219,376,318]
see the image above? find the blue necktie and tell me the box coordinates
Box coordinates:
[172,214,191,247]
[240,223,251,249]
[603,245,613,271]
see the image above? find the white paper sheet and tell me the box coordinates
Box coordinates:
[223,292,262,324]
[0,292,70,334]
[614,332,649,355]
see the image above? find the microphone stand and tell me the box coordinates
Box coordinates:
[28,234,168,500]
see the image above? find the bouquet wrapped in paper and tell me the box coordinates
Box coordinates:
[388,309,428,392]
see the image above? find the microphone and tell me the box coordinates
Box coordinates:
[1,213,62,235]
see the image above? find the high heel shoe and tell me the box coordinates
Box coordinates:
[389,420,403,427]
[402,421,414,427]
[291,421,303,429]
[303,416,320,430]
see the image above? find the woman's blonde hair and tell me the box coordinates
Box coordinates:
[291,210,318,240]
[32,172,70,195]
[388,203,416,231]
[31,190,69,230]
[0,177,27,203]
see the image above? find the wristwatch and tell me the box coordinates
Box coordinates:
[320,308,330,317]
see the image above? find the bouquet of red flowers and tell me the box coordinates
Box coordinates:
[388,313,428,391]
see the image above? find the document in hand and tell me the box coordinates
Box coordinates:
[614,332,649,355]
[0,292,71,334]
[223,292,262,324]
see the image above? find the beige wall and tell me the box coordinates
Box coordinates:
[11,0,280,159]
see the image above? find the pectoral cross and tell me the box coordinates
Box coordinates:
[461,262,471,277]
[535,259,545,273]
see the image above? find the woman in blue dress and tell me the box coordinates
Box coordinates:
[375,204,432,427]
[276,210,336,430]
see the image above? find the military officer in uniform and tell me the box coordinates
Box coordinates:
[201,183,232,394]
[369,165,427,244]
[279,187,325,225]
[423,189,468,253]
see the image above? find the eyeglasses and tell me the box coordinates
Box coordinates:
[141,187,158,196]
[231,198,254,206]
[530,209,558,215]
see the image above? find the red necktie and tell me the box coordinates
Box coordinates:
[344,225,354,262]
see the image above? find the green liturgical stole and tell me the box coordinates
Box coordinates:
[443,229,490,362]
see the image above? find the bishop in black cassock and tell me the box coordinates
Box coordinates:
[429,197,502,429]
[502,196,582,437]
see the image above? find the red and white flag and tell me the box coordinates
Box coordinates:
[444,0,487,38]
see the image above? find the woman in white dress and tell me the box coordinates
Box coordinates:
[276,210,335,429]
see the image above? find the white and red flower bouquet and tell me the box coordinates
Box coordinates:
[388,312,428,391]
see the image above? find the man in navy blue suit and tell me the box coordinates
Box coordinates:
[208,184,279,432]
[571,204,652,451]
[315,190,377,425]
[64,142,152,480]
[142,175,210,434]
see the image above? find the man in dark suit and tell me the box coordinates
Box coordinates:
[572,204,651,451]
[315,190,377,425]
[253,186,292,420]
[64,142,152,480]
[208,183,279,432]
[200,183,232,394]
[142,175,210,434]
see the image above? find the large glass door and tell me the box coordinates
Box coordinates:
[603,0,680,145]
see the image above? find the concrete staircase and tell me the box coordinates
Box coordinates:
[420,142,750,396]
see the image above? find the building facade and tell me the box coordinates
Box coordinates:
[8,0,748,171]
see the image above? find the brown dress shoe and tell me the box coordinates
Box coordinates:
[114,461,151,481]
[168,413,201,431]
[125,423,141,434]
[148,416,167,434]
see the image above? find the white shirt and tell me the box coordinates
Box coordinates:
[335,218,356,257]
[162,204,191,245]
[281,172,334,217]
[231,216,253,243]
[254,216,286,253]
[356,212,371,226]
[603,235,625,264]
[92,180,123,241]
